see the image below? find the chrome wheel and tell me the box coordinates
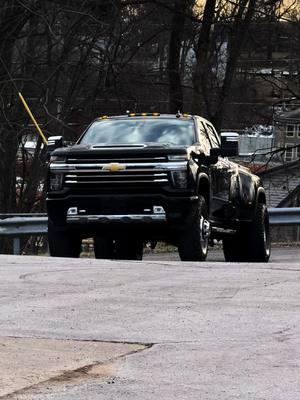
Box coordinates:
[200,216,210,253]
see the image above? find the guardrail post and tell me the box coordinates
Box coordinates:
[13,237,21,255]
[13,237,21,256]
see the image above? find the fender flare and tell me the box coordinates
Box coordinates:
[196,172,210,209]
[256,186,267,206]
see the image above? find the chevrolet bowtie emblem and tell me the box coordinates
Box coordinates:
[102,163,126,172]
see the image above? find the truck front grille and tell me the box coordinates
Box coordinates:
[50,159,187,190]
[64,168,169,186]
[63,162,171,187]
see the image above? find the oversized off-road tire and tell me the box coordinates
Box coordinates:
[114,239,143,260]
[223,234,245,262]
[48,221,81,258]
[178,196,210,261]
[247,203,271,262]
[223,203,271,262]
[94,237,114,259]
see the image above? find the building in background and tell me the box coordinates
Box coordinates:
[274,107,300,161]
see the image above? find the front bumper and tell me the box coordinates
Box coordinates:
[67,212,167,224]
[47,193,198,237]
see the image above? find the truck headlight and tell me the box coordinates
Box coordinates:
[168,154,188,161]
[171,170,188,188]
[49,173,63,190]
[50,155,66,163]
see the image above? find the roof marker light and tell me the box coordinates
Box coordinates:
[127,112,161,117]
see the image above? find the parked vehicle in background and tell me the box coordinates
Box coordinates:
[46,113,271,262]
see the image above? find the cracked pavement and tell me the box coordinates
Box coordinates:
[0,251,299,399]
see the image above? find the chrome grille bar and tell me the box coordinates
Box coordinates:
[50,161,187,171]
[67,157,167,163]
[65,173,168,178]
[65,179,169,184]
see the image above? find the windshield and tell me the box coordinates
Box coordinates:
[79,118,195,146]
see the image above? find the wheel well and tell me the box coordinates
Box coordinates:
[198,177,210,208]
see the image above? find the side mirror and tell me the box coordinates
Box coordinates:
[191,149,220,166]
[220,132,239,157]
[47,136,63,154]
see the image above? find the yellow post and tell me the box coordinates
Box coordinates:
[18,92,48,145]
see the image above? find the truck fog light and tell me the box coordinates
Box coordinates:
[67,207,78,215]
[153,206,165,214]
[171,171,188,188]
[50,173,63,190]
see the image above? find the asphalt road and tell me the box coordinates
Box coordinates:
[0,247,299,399]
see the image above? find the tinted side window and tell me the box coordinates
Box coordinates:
[196,118,211,155]
[204,123,220,148]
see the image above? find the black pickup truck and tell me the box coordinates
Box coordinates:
[46,113,270,262]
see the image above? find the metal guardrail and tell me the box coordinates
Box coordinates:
[0,213,46,219]
[268,208,300,226]
[0,214,47,255]
[0,208,300,255]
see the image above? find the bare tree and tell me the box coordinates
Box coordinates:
[167,0,194,113]
[0,0,299,227]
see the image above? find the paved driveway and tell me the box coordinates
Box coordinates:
[0,252,299,399]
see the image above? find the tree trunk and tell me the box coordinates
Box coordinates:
[191,0,216,116]
[168,0,193,113]
[0,1,27,213]
[212,0,257,131]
